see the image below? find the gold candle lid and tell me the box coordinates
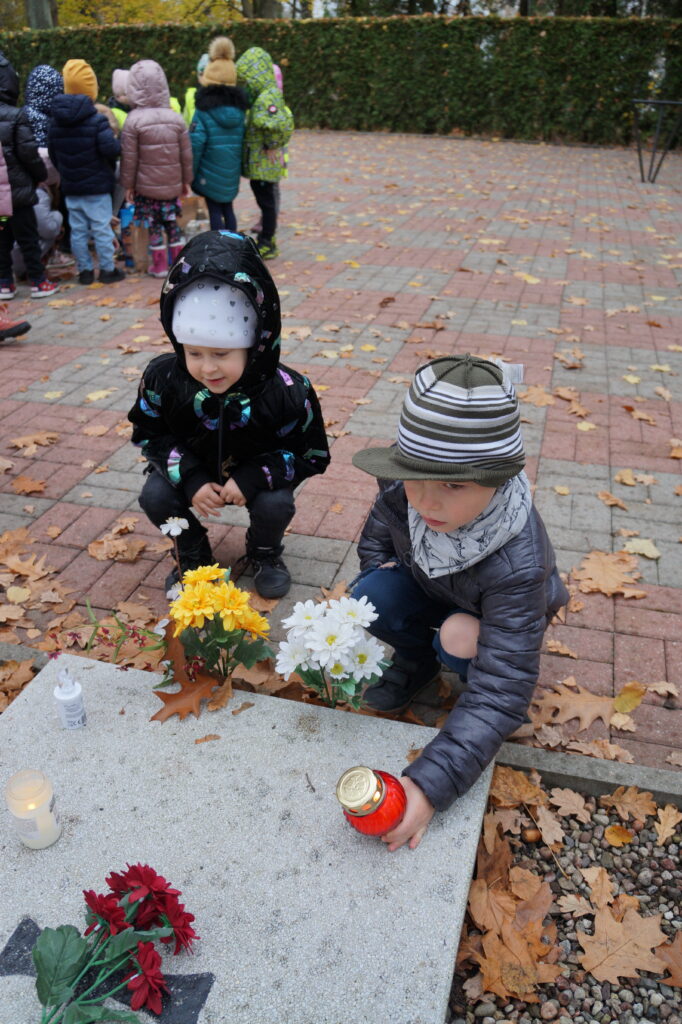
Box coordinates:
[336,766,383,814]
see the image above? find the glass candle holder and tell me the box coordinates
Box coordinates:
[336,766,407,837]
[4,769,62,850]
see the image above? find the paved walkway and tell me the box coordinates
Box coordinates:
[1,130,680,772]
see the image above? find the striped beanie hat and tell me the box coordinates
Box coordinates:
[352,355,525,487]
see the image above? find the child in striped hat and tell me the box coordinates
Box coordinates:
[351,354,568,852]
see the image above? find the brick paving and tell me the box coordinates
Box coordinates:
[1,130,681,773]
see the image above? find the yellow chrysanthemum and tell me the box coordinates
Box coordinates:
[212,580,251,631]
[234,605,270,639]
[169,580,218,635]
[181,563,225,585]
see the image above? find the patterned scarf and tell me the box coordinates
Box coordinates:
[408,471,532,579]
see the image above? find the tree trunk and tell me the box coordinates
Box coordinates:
[25,0,54,27]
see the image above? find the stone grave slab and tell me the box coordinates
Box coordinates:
[0,654,492,1024]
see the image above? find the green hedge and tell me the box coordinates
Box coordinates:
[0,16,680,144]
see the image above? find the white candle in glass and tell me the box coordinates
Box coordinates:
[4,769,62,850]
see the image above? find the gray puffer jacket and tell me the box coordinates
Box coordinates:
[357,480,568,811]
[120,59,192,200]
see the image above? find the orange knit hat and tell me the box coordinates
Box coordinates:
[63,59,98,100]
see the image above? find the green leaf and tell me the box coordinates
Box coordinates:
[32,925,89,1007]
[63,1004,141,1024]
[100,925,173,964]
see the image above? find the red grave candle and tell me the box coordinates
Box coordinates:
[336,766,407,837]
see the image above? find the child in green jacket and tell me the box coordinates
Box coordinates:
[235,47,293,261]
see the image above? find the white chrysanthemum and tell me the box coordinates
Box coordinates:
[326,659,350,680]
[160,517,190,537]
[332,595,378,629]
[281,599,327,638]
[275,638,312,678]
[345,635,384,681]
[304,617,356,668]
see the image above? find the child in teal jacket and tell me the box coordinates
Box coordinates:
[235,47,293,261]
[190,36,247,232]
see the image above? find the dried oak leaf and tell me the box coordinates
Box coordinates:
[570,550,645,599]
[545,637,578,658]
[489,765,545,808]
[647,680,678,698]
[11,475,46,495]
[557,893,593,917]
[535,805,565,848]
[578,907,667,983]
[666,751,682,767]
[565,738,634,762]
[232,701,254,715]
[597,490,628,510]
[518,385,555,407]
[622,538,661,560]
[9,431,59,455]
[207,677,233,711]
[195,733,220,744]
[657,931,682,988]
[548,787,591,823]
[468,877,518,932]
[582,865,613,908]
[150,677,217,723]
[509,866,543,901]
[88,537,146,563]
[654,805,682,846]
[533,682,614,732]
[599,785,657,822]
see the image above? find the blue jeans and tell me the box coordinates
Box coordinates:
[65,193,115,273]
[351,563,474,678]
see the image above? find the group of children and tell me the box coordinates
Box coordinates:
[0,38,292,307]
[126,224,568,852]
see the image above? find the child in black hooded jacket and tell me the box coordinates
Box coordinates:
[128,230,330,597]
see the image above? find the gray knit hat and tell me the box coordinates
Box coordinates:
[352,355,525,487]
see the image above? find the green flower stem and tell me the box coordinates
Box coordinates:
[78,976,132,1006]
[45,951,133,1024]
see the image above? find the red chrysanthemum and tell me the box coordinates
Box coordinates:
[111,863,181,905]
[82,890,129,937]
[160,900,199,955]
[124,941,169,1015]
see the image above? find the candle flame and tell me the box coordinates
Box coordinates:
[27,803,36,810]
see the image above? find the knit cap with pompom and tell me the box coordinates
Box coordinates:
[200,37,237,87]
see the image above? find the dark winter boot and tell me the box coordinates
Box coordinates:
[247,545,291,599]
[165,535,215,594]
[362,652,441,714]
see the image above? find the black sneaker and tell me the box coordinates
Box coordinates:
[248,547,291,599]
[99,267,125,284]
[362,653,440,714]
[78,269,95,285]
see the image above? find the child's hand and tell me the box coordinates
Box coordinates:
[264,148,282,165]
[191,482,224,518]
[125,188,135,204]
[381,776,435,853]
[220,479,247,507]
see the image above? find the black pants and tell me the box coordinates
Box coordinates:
[249,180,277,243]
[139,469,295,553]
[206,198,237,232]
[0,204,45,283]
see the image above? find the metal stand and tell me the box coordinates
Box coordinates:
[633,99,682,184]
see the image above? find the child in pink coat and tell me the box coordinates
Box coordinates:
[120,60,192,278]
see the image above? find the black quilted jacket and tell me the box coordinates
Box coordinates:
[357,480,568,811]
[128,231,330,501]
[0,52,46,209]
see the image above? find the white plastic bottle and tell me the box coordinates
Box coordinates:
[54,667,86,729]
